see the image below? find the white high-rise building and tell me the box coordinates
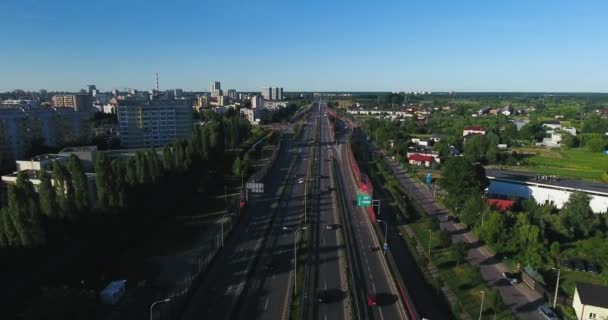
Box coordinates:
[226,89,237,100]
[261,87,273,101]
[273,87,283,100]
[261,87,283,101]
[210,81,222,97]
[251,95,264,109]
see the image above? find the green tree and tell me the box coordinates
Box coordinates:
[67,155,90,213]
[453,241,468,267]
[560,192,598,239]
[561,133,579,148]
[0,208,19,247]
[125,157,138,186]
[519,121,546,141]
[111,160,127,209]
[440,157,489,210]
[162,145,174,171]
[232,156,242,176]
[95,152,114,209]
[7,172,46,247]
[52,161,74,219]
[38,169,59,217]
[479,211,507,250]
[585,137,607,152]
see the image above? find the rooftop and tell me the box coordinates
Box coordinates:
[60,146,98,153]
[26,154,62,162]
[576,282,608,308]
[485,168,608,195]
[463,125,486,131]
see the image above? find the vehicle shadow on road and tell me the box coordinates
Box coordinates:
[374,292,398,306]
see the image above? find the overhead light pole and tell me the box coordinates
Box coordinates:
[150,298,171,320]
[283,226,307,294]
[220,213,236,247]
[478,291,485,320]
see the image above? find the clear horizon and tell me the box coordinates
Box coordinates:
[1,0,607,92]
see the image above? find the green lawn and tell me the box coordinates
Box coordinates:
[558,236,608,297]
[408,221,514,320]
[507,148,608,181]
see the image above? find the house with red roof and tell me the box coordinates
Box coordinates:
[408,154,434,167]
[487,198,516,212]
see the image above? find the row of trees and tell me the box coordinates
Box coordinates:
[440,157,606,268]
[0,112,252,250]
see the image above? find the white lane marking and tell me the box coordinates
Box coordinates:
[264,297,270,310]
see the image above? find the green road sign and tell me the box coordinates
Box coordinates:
[357,194,372,207]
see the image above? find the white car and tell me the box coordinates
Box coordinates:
[297,178,304,184]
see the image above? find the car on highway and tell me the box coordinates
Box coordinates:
[367,294,377,306]
[502,272,520,284]
[297,178,304,184]
[317,290,328,303]
[538,304,560,320]
[326,224,340,230]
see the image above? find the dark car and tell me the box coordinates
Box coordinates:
[573,259,586,272]
[585,262,599,274]
[317,290,328,303]
[367,294,377,306]
[447,215,460,223]
[562,260,574,270]
[502,272,520,285]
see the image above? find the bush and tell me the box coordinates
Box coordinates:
[439,229,452,248]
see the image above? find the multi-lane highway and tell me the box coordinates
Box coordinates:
[181,108,314,320]
[331,113,410,320]
[182,101,413,320]
[237,108,320,320]
[302,102,349,320]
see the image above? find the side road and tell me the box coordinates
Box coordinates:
[381,152,546,320]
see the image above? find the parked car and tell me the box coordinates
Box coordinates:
[538,304,560,320]
[502,272,520,285]
[585,262,599,274]
[446,215,460,223]
[573,259,586,272]
[326,224,340,230]
[562,260,574,270]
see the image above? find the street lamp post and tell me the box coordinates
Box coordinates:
[552,266,561,308]
[480,211,486,228]
[478,291,485,320]
[372,200,381,216]
[402,195,406,213]
[283,226,307,295]
[377,220,388,255]
[149,298,171,320]
[427,229,432,256]
[220,213,236,247]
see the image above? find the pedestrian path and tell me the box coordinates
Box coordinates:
[383,155,544,320]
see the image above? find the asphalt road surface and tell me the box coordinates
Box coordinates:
[332,117,409,320]
[181,108,315,320]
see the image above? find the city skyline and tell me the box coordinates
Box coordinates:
[1,0,608,92]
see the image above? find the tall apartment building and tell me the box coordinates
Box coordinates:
[251,95,264,109]
[261,87,273,101]
[210,81,222,97]
[274,87,283,100]
[226,89,237,100]
[117,103,193,148]
[0,107,93,162]
[51,94,92,111]
[261,87,283,101]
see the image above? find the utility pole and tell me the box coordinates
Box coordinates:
[553,267,561,308]
[478,291,485,320]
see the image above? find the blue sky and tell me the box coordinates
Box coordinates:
[1,0,607,92]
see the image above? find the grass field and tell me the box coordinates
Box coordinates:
[506,147,608,182]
